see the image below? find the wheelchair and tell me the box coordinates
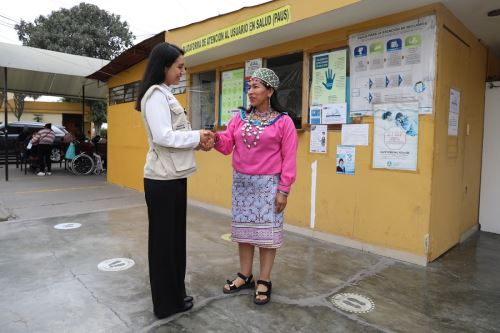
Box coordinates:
[67,140,105,175]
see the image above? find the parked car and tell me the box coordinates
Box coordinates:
[0,121,68,162]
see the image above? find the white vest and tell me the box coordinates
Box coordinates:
[141,85,196,180]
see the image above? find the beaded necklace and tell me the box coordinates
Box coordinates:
[241,108,280,149]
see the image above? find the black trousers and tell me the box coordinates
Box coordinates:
[37,144,52,172]
[144,177,188,318]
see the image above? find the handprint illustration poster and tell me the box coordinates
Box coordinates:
[373,102,419,171]
[349,15,436,116]
[311,49,347,105]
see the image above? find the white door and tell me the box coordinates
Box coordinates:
[480,82,500,234]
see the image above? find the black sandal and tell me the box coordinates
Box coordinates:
[223,272,255,294]
[254,280,272,305]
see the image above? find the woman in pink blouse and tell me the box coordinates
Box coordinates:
[214,68,298,305]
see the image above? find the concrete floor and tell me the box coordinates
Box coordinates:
[0,168,499,332]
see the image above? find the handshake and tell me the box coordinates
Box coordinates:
[197,130,216,151]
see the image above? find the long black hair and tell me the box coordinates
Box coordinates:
[135,42,184,111]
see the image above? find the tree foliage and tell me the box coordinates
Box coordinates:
[13,93,26,121]
[14,2,133,129]
[15,2,135,60]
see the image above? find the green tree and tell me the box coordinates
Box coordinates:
[91,101,107,135]
[15,2,134,60]
[13,93,26,121]
[15,2,134,132]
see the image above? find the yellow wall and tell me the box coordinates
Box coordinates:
[185,4,443,257]
[428,7,487,260]
[106,1,487,262]
[107,60,148,191]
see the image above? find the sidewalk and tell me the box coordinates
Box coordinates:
[0,165,144,221]
[0,167,499,332]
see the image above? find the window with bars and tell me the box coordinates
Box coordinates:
[109,81,140,105]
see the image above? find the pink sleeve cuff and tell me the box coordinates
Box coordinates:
[278,184,291,193]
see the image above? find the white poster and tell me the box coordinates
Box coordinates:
[448,88,460,136]
[321,103,347,124]
[341,124,369,146]
[373,102,419,170]
[310,124,328,153]
[349,15,437,116]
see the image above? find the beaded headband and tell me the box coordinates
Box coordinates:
[251,68,280,89]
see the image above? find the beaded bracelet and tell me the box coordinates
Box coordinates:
[278,190,289,197]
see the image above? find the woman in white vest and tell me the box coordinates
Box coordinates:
[135,42,214,319]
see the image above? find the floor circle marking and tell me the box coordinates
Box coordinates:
[97,258,135,272]
[330,293,375,314]
[54,223,82,230]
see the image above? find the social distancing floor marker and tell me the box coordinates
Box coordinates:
[54,223,82,230]
[221,233,232,241]
[98,258,135,272]
[330,293,375,314]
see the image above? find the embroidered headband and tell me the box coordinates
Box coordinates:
[251,68,280,89]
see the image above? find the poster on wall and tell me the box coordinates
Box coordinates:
[220,68,244,125]
[309,105,322,124]
[341,124,369,146]
[349,15,437,116]
[244,58,262,108]
[336,145,356,175]
[448,88,460,136]
[321,103,347,124]
[310,124,328,153]
[311,49,347,105]
[373,102,419,170]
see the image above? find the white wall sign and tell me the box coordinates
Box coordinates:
[321,103,347,124]
[349,15,437,116]
[448,88,460,136]
[341,124,369,146]
[97,258,135,272]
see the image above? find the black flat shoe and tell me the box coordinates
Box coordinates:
[180,301,193,312]
[154,301,194,319]
[184,295,193,303]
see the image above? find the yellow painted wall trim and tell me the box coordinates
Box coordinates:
[167,0,360,47]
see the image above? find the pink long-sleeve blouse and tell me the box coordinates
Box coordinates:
[215,111,298,193]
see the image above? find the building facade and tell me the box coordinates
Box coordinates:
[94,0,500,265]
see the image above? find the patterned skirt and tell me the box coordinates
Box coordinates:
[231,171,284,248]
